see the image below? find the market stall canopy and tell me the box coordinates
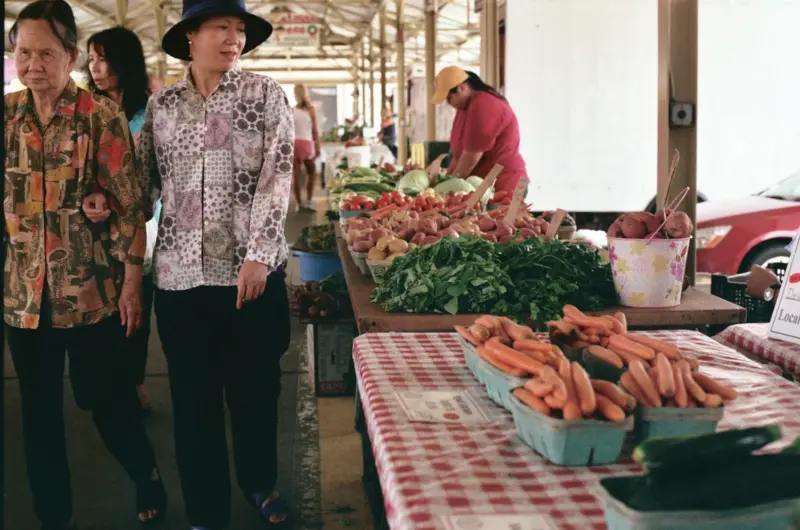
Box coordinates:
[4,0,486,84]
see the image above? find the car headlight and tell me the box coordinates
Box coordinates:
[696,225,732,249]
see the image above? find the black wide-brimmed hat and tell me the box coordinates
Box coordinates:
[162,0,273,61]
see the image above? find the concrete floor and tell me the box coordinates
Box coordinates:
[3,190,372,530]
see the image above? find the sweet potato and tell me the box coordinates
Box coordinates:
[607,221,624,238]
[665,211,693,239]
[619,216,648,239]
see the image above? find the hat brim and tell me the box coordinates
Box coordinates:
[430,88,450,105]
[162,11,273,61]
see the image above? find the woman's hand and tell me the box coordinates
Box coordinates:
[237,261,269,310]
[83,192,111,223]
[118,275,143,338]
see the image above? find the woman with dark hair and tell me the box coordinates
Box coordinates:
[431,66,527,194]
[82,26,162,414]
[4,1,166,528]
[138,0,294,527]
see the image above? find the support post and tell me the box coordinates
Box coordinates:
[657,0,698,286]
[361,40,367,126]
[479,0,499,87]
[379,4,388,112]
[115,0,127,26]
[154,4,166,82]
[425,1,437,142]
[396,0,407,165]
[369,26,376,128]
[352,43,360,120]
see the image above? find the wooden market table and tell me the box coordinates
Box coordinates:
[337,237,746,334]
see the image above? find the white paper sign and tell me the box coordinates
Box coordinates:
[768,238,800,345]
[394,390,491,425]
[440,514,558,530]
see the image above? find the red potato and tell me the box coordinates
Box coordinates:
[482,233,498,243]
[438,228,460,239]
[665,211,693,238]
[421,235,441,246]
[410,232,426,246]
[619,216,648,239]
[353,241,372,252]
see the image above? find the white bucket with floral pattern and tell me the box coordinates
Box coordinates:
[607,236,691,308]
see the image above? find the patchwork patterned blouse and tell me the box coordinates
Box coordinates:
[3,80,146,329]
[138,68,294,290]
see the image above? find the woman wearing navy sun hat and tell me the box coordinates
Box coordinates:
[138,0,294,528]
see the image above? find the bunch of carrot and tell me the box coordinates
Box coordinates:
[513,360,636,423]
[455,315,565,377]
[548,305,629,349]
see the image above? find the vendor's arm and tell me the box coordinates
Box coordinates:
[449,151,482,178]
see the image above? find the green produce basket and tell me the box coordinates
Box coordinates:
[508,394,633,466]
[339,209,372,220]
[458,336,527,410]
[633,406,723,443]
[348,247,370,275]
[457,334,481,379]
[599,475,800,530]
[366,259,390,284]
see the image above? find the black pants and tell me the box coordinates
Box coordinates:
[6,311,159,527]
[129,273,155,385]
[154,271,291,527]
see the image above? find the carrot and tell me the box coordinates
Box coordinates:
[544,394,563,409]
[550,346,567,362]
[372,204,398,218]
[558,359,583,420]
[684,355,700,370]
[514,339,552,353]
[563,305,613,331]
[655,353,675,398]
[703,393,723,408]
[671,362,689,408]
[599,337,610,348]
[467,324,491,343]
[608,334,656,361]
[547,320,577,336]
[601,315,626,335]
[499,317,535,342]
[540,365,568,405]
[488,206,509,218]
[627,334,681,361]
[485,337,544,375]
[571,362,597,416]
[686,398,697,408]
[595,394,626,422]
[586,346,624,369]
[455,325,481,347]
[518,348,551,365]
[629,360,662,407]
[476,315,502,336]
[591,380,637,412]
[513,388,551,416]
[691,373,737,401]
[524,378,555,397]
[620,371,658,408]
[587,335,601,345]
[666,398,678,407]
[677,360,707,404]
[477,347,528,377]
[614,312,628,334]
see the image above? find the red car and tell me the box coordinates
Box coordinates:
[696,170,800,275]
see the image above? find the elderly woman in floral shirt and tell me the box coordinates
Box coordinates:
[137,0,294,528]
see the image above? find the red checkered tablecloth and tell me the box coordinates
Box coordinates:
[353,330,800,530]
[715,323,800,379]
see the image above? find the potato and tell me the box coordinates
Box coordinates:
[376,235,396,252]
[354,234,371,245]
[407,242,418,251]
[665,211,693,238]
[386,252,404,262]
[438,228,460,239]
[479,217,496,232]
[397,228,415,241]
[353,240,372,252]
[607,221,624,238]
[370,228,390,247]
[647,231,665,239]
[499,235,514,245]
[410,232,427,246]
[619,216,647,239]
[420,219,438,235]
[421,235,440,246]
[368,247,387,261]
[388,239,409,254]
[482,233,498,243]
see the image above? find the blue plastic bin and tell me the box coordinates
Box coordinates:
[633,406,723,443]
[600,476,800,530]
[292,250,343,282]
[508,394,633,466]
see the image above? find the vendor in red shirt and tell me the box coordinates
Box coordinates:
[431,66,526,194]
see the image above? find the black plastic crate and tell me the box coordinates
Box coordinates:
[710,263,787,323]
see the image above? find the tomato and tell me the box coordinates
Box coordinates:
[363,201,375,210]
[341,203,352,211]
[393,195,405,206]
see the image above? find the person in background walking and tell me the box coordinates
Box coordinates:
[292,83,321,212]
[82,25,162,414]
[138,0,294,527]
[4,2,166,528]
[378,103,398,160]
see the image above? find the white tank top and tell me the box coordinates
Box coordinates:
[293,107,313,141]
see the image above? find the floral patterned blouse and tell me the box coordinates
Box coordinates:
[4,80,146,329]
[138,67,294,290]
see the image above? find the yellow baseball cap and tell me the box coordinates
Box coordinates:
[430,66,469,105]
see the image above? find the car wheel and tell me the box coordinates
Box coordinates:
[741,243,791,273]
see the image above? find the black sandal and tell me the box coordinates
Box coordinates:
[137,468,167,526]
[249,492,291,527]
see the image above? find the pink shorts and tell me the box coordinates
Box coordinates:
[294,140,314,164]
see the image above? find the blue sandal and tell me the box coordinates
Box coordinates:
[251,493,291,527]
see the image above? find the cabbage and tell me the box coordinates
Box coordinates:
[465,176,484,189]
[466,175,494,204]
[433,178,475,195]
[397,169,431,195]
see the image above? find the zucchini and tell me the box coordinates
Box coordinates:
[632,425,782,471]
[346,182,394,194]
[626,453,800,511]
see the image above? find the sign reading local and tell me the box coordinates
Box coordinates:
[768,232,800,344]
[269,13,322,47]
